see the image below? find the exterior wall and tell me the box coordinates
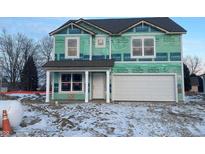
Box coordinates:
[52,72,85,101]
[51,62,183,102]
[54,23,181,62]
[92,35,110,59]
[111,34,181,62]
[54,35,91,60]
[112,62,183,101]
[52,22,184,102]
[79,22,110,59]
[54,33,181,62]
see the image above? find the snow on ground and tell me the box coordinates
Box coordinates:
[185,93,204,103]
[6,93,45,101]
[0,93,205,137]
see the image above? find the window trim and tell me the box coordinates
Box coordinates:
[65,37,80,59]
[59,73,84,93]
[131,36,156,58]
[95,36,106,48]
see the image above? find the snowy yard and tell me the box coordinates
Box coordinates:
[1,93,205,137]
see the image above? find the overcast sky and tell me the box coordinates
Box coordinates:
[0,17,204,60]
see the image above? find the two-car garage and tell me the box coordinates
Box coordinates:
[112,74,177,102]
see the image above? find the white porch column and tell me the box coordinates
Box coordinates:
[106,70,110,103]
[46,70,50,103]
[85,71,89,103]
[51,72,54,100]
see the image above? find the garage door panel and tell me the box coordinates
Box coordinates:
[112,75,176,101]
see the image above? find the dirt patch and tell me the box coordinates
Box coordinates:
[0,94,17,100]
[20,116,42,127]
[168,110,203,122]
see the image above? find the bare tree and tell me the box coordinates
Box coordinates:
[39,36,53,62]
[37,36,53,87]
[183,55,203,75]
[0,29,39,89]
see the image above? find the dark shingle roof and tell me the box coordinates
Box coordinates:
[43,60,115,68]
[50,17,186,35]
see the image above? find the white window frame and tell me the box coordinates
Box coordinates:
[95,36,106,48]
[59,73,84,93]
[131,36,156,58]
[65,37,80,58]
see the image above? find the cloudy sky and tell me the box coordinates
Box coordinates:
[0,17,204,59]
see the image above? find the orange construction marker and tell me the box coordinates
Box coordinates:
[2,110,12,136]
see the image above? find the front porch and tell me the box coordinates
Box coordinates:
[43,60,114,103]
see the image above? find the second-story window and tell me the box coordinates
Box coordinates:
[65,37,80,58]
[144,38,154,56]
[132,39,142,56]
[131,37,155,58]
[95,36,106,48]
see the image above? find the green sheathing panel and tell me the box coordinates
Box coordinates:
[112,63,181,74]
[112,36,131,53]
[79,22,110,59]
[55,36,65,57]
[123,23,164,34]
[156,34,181,53]
[54,35,90,60]
[79,35,90,56]
[52,72,85,101]
[53,93,85,101]
[111,34,181,62]
[55,25,89,34]
[112,62,183,101]
[92,35,109,58]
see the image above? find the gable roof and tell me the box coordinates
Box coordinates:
[75,18,113,35]
[49,22,96,35]
[50,17,186,35]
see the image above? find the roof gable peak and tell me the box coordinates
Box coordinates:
[75,18,112,35]
[49,22,95,35]
[119,20,169,34]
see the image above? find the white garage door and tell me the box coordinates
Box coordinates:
[112,74,176,101]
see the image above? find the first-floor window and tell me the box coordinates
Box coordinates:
[61,73,83,92]
[72,74,82,91]
[61,74,71,91]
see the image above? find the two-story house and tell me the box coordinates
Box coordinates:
[43,17,186,103]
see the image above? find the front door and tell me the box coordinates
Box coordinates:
[92,73,105,99]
